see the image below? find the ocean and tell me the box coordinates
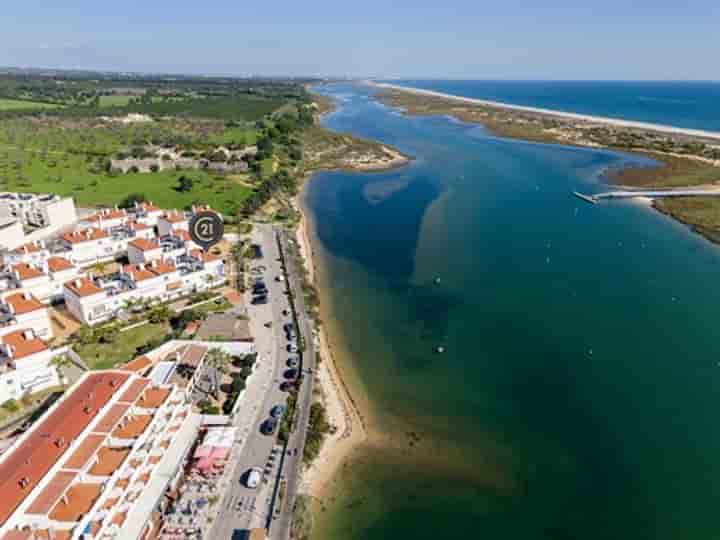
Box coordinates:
[390,80,720,131]
[305,83,720,539]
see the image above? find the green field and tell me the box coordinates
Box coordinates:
[0,98,61,111]
[75,323,168,370]
[99,95,135,107]
[209,126,259,146]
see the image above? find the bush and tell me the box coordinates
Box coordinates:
[1,399,20,413]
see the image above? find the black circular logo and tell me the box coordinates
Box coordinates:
[189,211,224,250]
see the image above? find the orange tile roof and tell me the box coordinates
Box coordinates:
[32,529,72,540]
[148,455,162,465]
[137,388,170,409]
[26,470,77,515]
[3,292,44,315]
[115,478,130,489]
[13,242,43,254]
[128,221,151,231]
[128,238,160,252]
[122,264,156,282]
[49,482,102,522]
[64,277,103,298]
[11,263,44,281]
[111,511,128,527]
[87,208,127,222]
[1,329,47,359]
[148,259,176,276]
[122,355,152,373]
[119,378,150,403]
[171,230,192,242]
[162,211,186,224]
[62,228,108,244]
[113,415,153,439]
[63,434,105,470]
[189,249,221,263]
[0,372,129,526]
[94,403,131,433]
[0,530,31,540]
[102,497,119,510]
[137,201,161,213]
[88,446,131,476]
[46,257,75,273]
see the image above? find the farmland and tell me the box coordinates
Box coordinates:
[0,98,61,111]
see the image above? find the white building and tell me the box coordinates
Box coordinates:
[126,220,155,240]
[157,211,189,237]
[0,292,53,340]
[1,241,50,267]
[8,263,51,298]
[0,370,200,540]
[84,208,129,230]
[132,201,164,226]
[0,193,76,230]
[127,238,162,265]
[0,329,60,404]
[0,219,25,251]
[59,229,116,266]
[62,277,109,326]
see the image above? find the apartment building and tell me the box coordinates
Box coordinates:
[0,329,61,404]
[0,293,52,340]
[0,193,76,230]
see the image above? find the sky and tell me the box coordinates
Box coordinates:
[1,0,719,80]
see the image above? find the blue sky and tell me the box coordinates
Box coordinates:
[1,0,718,79]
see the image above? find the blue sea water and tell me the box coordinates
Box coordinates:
[308,83,720,540]
[390,80,720,132]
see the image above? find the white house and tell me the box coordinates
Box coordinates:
[60,228,116,266]
[127,238,163,264]
[0,329,60,404]
[157,210,189,237]
[44,256,80,302]
[0,192,76,230]
[8,262,51,298]
[0,292,53,340]
[0,218,25,251]
[127,220,156,240]
[133,200,164,226]
[84,207,130,230]
[1,240,50,267]
[63,276,108,325]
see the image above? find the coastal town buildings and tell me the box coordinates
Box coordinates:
[0,328,61,404]
[0,293,53,340]
[0,370,201,540]
[2,242,51,267]
[0,219,25,251]
[59,229,116,267]
[0,193,77,232]
[127,239,162,265]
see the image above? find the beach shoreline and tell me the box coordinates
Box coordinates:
[372,82,720,141]
[293,189,368,498]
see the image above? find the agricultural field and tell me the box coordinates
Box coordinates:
[0,98,61,111]
[98,95,135,107]
[208,126,259,146]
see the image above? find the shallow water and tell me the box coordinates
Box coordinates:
[305,83,720,540]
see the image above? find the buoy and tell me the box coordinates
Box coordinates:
[436,346,445,354]
[434,277,441,285]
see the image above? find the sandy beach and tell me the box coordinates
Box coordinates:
[294,194,367,497]
[372,82,720,142]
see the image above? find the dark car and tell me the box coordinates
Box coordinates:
[251,244,263,259]
[287,356,299,368]
[280,381,296,392]
[252,295,268,305]
[283,323,295,333]
[270,405,286,419]
[260,418,278,435]
[284,368,299,380]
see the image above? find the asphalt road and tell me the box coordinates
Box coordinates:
[209,224,296,539]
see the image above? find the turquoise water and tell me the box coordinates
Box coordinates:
[391,80,720,131]
[307,83,720,539]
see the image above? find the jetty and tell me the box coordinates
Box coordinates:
[573,189,720,204]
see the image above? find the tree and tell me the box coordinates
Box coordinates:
[177,175,194,192]
[204,348,231,375]
[51,354,73,388]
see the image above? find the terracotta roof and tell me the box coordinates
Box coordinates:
[113,415,153,439]
[128,238,160,252]
[171,230,192,242]
[102,497,119,510]
[25,470,77,515]
[88,446,131,476]
[87,208,127,222]
[0,329,47,359]
[0,530,31,540]
[63,434,105,470]
[11,263,44,281]
[32,529,72,540]
[127,220,151,231]
[148,259,176,276]
[189,249,221,263]
[2,292,44,315]
[111,511,128,527]
[13,242,43,254]
[48,482,103,522]
[0,372,129,526]
[162,212,186,224]
[137,388,170,409]
[46,257,75,273]
[64,277,103,298]
[136,201,162,213]
[122,355,152,374]
[122,264,157,282]
[61,228,108,244]
[119,378,150,403]
[94,403,131,433]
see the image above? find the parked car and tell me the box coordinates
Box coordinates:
[287,343,298,353]
[252,294,268,305]
[287,356,299,368]
[279,381,295,392]
[275,275,285,282]
[270,405,286,419]
[284,368,299,380]
[244,467,263,488]
[260,418,278,435]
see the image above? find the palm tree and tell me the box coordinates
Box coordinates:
[204,348,231,375]
[51,354,73,388]
[91,261,108,276]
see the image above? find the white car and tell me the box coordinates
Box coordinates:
[245,467,263,488]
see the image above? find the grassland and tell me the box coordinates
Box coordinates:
[0,98,61,111]
[98,95,134,107]
[75,322,168,370]
[208,126,259,146]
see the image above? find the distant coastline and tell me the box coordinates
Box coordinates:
[372,82,720,141]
